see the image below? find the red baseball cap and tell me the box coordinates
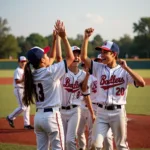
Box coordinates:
[18,56,27,62]
[95,41,119,54]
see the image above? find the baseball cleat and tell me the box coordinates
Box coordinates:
[6,116,15,128]
[24,125,34,130]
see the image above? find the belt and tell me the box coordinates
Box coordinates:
[15,87,23,89]
[92,102,97,105]
[85,103,97,107]
[97,103,121,110]
[85,102,97,107]
[36,108,53,112]
[61,105,78,110]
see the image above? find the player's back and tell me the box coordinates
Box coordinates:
[32,61,66,109]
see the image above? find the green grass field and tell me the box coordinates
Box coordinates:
[0,85,36,118]
[0,143,36,150]
[0,70,14,77]
[0,143,150,150]
[126,86,150,115]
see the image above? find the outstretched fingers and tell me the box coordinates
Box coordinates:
[54,20,66,39]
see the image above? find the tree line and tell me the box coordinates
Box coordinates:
[0,17,150,59]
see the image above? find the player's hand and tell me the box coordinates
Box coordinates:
[118,59,128,69]
[54,20,66,39]
[84,28,94,38]
[92,113,96,123]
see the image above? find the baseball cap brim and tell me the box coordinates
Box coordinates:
[73,49,81,53]
[20,60,27,62]
[95,46,111,51]
[43,46,50,54]
[19,56,27,62]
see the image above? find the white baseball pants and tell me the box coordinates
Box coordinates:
[60,106,81,150]
[78,105,114,150]
[34,108,64,150]
[77,107,93,150]
[8,88,30,126]
[92,106,129,150]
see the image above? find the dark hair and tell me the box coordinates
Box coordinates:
[32,62,40,69]
[22,62,35,106]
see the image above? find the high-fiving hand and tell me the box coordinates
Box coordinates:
[55,20,66,39]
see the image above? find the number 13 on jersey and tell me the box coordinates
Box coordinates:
[34,83,45,102]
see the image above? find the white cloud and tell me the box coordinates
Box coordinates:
[85,13,104,24]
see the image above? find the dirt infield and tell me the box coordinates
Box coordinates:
[0,114,150,148]
[0,77,13,84]
[0,77,150,85]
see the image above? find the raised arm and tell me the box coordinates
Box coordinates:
[49,30,57,65]
[56,35,63,62]
[55,20,74,67]
[118,59,146,87]
[81,28,94,69]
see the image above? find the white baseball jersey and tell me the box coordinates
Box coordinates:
[92,61,134,105]
[60,69,87,106]
[32,60,67,108]
[80,75,97,109]
[13,67,24,88]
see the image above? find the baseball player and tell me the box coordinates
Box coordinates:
[22,20,74,150]
[55,36,95,150]
[6,56,34,129]
[94,55,114,150]
[77,64,97,150]
[94,54,102,63]
[81,28,145,150]
[78,61,113,150]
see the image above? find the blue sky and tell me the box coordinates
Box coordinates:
[0,0,150,40]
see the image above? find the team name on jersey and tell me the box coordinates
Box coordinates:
[63,77,80,93]
[91,81,97,93]
[100,75,125,90]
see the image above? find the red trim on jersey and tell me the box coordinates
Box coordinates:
[56,113,63,150]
